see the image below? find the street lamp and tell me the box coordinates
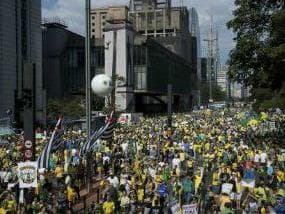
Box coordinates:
[85,0,91,140]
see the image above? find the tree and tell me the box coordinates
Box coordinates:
[46,96,85,120]
[200,83,226,104]
[227,0,285,109]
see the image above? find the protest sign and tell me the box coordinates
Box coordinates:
[171,203,180,214]
[182,203,198,214]
[18,162,38,188]
[221,183,233,195]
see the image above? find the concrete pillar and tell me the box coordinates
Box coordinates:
[104,23,135,112]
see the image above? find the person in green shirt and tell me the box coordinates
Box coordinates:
[181,175,194,204]
[220,202,234,214]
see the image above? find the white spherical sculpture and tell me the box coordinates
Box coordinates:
[91,74,112,97]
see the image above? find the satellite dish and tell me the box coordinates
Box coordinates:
[91,74,112,97]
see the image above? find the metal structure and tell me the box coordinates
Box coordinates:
[203,15,217,102]
[85,0,91,139]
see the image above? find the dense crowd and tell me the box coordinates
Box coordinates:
[0,108,285,214]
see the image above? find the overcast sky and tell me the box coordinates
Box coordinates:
[42,0,235,65]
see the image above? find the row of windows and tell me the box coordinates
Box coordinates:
[91,15,106,20]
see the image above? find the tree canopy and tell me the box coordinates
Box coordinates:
[227,0,285,110]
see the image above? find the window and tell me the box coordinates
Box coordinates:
[92,29,95,32]
[92,16,95,20]
[92,23,95,26]
[102,15,106,19]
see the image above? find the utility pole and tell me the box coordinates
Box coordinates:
[203,15,216,103]
[85,0,91,139]
[215,30,220,84]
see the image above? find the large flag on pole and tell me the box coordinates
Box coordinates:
[38,118,62,169]
[80,112,115,157]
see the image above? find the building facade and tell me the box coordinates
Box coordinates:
[43,22,105,100]
[0,0,45,125]
[90,6,129,39]
[217,66,228,92]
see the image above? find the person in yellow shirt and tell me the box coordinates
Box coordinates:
[275,169,285,183]
[194,169,203,194]
[67,185,76,203]
[137,185,145,204]
[219,193,231,210]
[54,165,64,179]
[103,198,115,214]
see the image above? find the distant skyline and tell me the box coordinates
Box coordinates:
[42,0,235,65]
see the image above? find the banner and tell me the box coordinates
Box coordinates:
[269,121,276,130]
[221,183,233,195]
[182,204,198,214]
[171,203,180,214]
[18,162,38,188]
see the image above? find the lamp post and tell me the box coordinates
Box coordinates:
[85,0,91,140]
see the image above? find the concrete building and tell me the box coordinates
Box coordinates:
[43,21,106,100]
[90,0,200,111]
[103,21,193,112]
[128,1,194,63]
[91,1,196,70]
[189,7,201,80]
[90,5,129,39]
[43,22,85,99]
[0,0,45,125]
[217,66,227,92]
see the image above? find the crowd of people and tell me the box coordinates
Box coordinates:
[0,107,285,214]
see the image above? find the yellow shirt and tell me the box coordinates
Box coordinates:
[195,175,202,188]
[236,182,242,194]
[67,186,76,202]
[254,187,266,201]
[7,200,16,211]
[212,172,219,186]
[0,208,7,214]
[220,195,231,209]
[276,170,285,182]
[55,166,64,178]
[138,189,144,202]
[179,152,185,161]
[103,201,115,214]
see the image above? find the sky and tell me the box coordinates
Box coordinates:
[42,0,236,65]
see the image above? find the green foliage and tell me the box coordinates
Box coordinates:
[47,95,105,120]
[47,96,85,119]
[227,0,285,109]
[200,83,226,103]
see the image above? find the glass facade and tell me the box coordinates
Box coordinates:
[133,39,192,94]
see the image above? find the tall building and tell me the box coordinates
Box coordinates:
[91,1,197,73]
[189,7,201,80]
[0,0,45,125]
[128,1,193,64]
[42,21,105,100]
[90,0,200,110]
[42,22,85,99]
[90,5,129,39]
[217,66,227,92]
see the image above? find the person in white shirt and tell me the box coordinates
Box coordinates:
[172,155,181,169]
[254,152,260,164]
[107,174,119,188]
[260,152,267,165]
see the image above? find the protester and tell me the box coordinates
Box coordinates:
[0,107,284,213]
